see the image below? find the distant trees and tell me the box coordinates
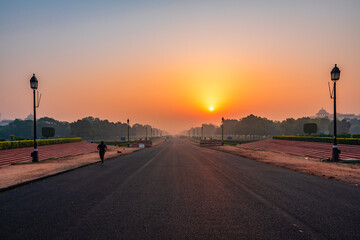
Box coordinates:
[70,117,129,140]
[69,117,162,140]
[222,119,239,135]
[328,119,351,135]
[1,114,359,141]
[8,119,33,139]
[38,117,71,138]
[237,114,279,136]
[187,114,359,139]
[0,117,71,140]
[0,116,163,140]
[349,119,360,134]
[202,124,217,137]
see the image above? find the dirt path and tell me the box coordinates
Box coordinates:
[211,145,360,186]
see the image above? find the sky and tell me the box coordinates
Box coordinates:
[1,0,360,134]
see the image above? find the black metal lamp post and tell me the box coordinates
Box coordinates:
[145,126,148,140]
[331,64,341,162]
[201,126,203,140]
[30,74,39,162]
[127,119,130,147]
[221,117,224,146]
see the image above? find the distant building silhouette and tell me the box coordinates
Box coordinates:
[312,108,360,120]
[25,114,34,120]
[316,108,330,118]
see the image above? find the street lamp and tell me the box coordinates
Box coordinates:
[127,119,130,147]
[30,74,38,162]
[201,126,203,140]
[221,117,224,146]
[330,64,341,162]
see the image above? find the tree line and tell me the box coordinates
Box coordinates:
[0,116,165,141]
[186,114,360,138]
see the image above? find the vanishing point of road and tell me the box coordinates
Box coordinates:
[1,138,359,239]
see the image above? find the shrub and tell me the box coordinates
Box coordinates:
[224,140,256,146]
[95,140,131,147]
[42,127,56,138]
[303,123,317,135]
[273,136,360,145]
[318,134,332,137]
[337,133,351,138]
[353,134,360,138]
[0,137,82,150]
[10,135,15,141]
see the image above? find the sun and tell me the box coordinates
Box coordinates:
[209,106,214,111]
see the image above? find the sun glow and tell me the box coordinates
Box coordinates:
[209,106,214,111]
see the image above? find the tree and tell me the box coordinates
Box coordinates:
[338,119,351,134]
[237,114,272,137]
[38,117,70,138]
[280,118,296,135]
[303,123,317,135]
[70,118,93,139]
[328,119,351,135]
[349,119,360,134]
[8,119,33,139]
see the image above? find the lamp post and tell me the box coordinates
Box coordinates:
[145,126,148,140]
[201,126,203,140]
[221,117,224,146]
[127,119,130,147]
[331,64,341,162]
[30,74,38,162]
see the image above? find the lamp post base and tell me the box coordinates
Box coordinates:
[331,146,340,162]
[31,150,38,162]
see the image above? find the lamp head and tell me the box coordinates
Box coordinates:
[331,64,340,81]
[30,74,38,90]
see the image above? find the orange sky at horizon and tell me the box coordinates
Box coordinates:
[1,1,360,134]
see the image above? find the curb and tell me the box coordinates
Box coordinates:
[0,148,143,193]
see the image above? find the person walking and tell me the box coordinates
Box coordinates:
[97,141,107,165]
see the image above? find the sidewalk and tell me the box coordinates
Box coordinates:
[0,145,139,191]
[0,141,97,167]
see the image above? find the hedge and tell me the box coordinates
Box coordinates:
[95,140,130,147]
[273,136,360,145]
[224,140,256,146]
[0,137,82,150]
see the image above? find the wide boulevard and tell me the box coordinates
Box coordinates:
[0,138,359,239]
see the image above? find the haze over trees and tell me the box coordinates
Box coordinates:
[186,114,360,139]
[0,116,165,140]
[1,114,360,141]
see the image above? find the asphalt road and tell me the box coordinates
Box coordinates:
[1,138,360,240]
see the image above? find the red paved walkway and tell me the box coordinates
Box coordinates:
[0,142,97,167]
[240,139,360,160]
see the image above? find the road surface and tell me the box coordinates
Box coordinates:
[1,138,359,239]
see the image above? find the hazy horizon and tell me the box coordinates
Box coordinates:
[1,0,360,134]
